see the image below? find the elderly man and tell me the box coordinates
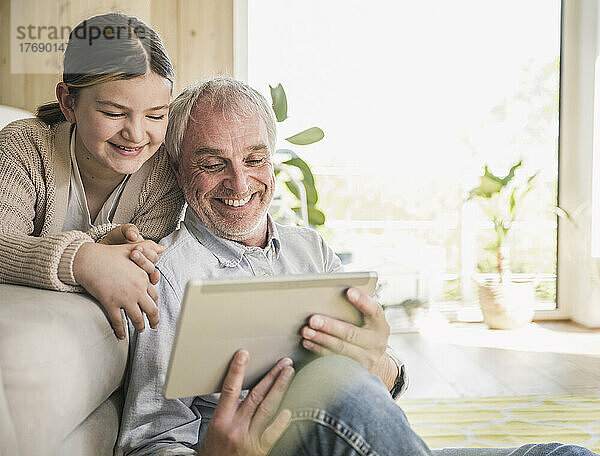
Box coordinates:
[115,78,596,456]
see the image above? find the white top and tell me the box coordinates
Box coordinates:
[62,126,129,232]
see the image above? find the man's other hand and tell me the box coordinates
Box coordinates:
[197,350,294,456]
[301,287,391,374]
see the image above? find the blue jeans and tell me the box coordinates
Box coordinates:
[269,356,597,456]
[434,446,597,456]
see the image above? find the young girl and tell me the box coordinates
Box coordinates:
[0,13,184,339]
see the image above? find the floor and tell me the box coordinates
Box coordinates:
[388,320,600,399]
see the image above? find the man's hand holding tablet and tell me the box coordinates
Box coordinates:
[300,286,397,388]
[197,350,294,456]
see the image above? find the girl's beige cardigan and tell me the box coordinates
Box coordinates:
[0,118,184,292]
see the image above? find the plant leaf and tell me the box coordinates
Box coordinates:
[509,188,517,215]
[468,162,524,200]
[527,170,539,185]
[270,84,288,122]
[284,180,318,205]
[493,216,507,247]
[285,127,325,145]
[499,160,522,186]
[551,205,572,222]
[308,207,325,226]
[283,157,315,186]
[285,180,301,200]
[292,206,326,226]
[303,181,318,205]
[469,166,503,199]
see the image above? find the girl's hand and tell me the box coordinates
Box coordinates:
[73,242,161,339]
[99,224,165,285]
[99,223,144,245]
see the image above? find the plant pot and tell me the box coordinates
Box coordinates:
[477,279,535,329]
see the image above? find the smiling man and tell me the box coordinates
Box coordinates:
[175,98,275,246]
[115,78,598,456]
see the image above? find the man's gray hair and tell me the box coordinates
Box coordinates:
[165,77,277,166]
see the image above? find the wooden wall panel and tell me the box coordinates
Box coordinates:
[181,0,233,83]
[150,0,180,89]
[0,0,233,113]
[0,0,58,113]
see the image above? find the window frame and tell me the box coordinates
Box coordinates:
[553,0,600,325]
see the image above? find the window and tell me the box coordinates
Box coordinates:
[242,0,562,318]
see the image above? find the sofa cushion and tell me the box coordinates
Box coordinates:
[0,284,128,455]
[60,389,123,456]
[0,369,18,454]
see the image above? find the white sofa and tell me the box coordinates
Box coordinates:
[0,105,126,454]
[0,284,128,455]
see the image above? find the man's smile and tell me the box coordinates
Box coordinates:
[213,193,257,209]
[220,194,253,207]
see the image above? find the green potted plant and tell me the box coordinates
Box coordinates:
[467,161,539,329]
[268,83,326,227]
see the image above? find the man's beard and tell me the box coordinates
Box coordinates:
[184,184,271,243]
[206,209,268,242]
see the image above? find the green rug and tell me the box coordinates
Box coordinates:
[398,395,600,452]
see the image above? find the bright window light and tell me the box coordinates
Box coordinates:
[247,0,561,313]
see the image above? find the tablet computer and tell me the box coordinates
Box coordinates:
[164,271,378,399]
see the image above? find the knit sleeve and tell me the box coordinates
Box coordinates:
[129,146,185,242]
[0,120,92,292]
[0,231,92,291]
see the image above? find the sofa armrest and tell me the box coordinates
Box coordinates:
[0,284,128,455]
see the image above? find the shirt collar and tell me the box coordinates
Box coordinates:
[183,208,281,268]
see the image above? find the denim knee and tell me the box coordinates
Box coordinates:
[500,443,597,456]
[280,355,390,412]
[525,444,598,455]
[272,355,432,456]
[434,445,598,456]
